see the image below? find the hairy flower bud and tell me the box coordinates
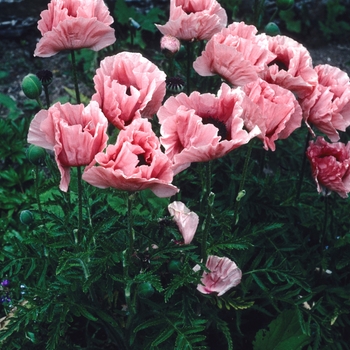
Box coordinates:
[276,0,295,11]
[20,210,34,225]
[21,73,42,99]
[137,282,155,299]
[26,145,46,165]
[264,22,280,36]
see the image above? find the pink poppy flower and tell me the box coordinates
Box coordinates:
[306,137,350,198]
[158,83,261,174]
[261,35,318,99]
[301,64,350,142]
[92,52,166,130]
[156,0,227,41]
[34,0,116,57]
[242,78,302,151]
[168,201,199,244]
[193,22,276,86]
[82,118,178,198]
[160,35,181,56]
[194,255,242,296]
[27,101,108,192]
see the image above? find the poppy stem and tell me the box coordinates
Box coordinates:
[186,41,193,95]
[295,129,312,204]
[77,166,83,241]
[70,50,81,104]
[233,140,254,228]
[201,161,213,261]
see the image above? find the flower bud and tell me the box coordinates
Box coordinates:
[161,35,181,56]
[22,73,42,99]
[20,210,34,225]
[137,282,155,299]
[264,22,281,36]
[26,145,46,165]
[276,0,294,11]
[168,259,182,274]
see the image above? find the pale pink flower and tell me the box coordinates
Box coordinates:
[156,0,227,41]
[193,22,276,86]
[82,118,178,198]
[92,52,166,130]
[158,83,261,174]
[168,201,199,244]
[306,137,350,198]
[194,255,242,296]
[242,78,302,151]
[261,35,318,98]
[34,0,116,57]
[301,64,350,142]
[27,101,108,192]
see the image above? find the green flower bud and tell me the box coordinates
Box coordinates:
[20,210,34,225]
[26,145,46,165]
[168,259,182,274]
[137,282,155,299]
[276,0,294,11]
[21,73,42,99]
[264,22,281,36]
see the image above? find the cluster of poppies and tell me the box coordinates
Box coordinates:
[27,0,350,296]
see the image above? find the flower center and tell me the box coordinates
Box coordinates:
[268,58,289,71]
[202,117,228,140]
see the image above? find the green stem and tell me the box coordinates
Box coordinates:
[186,41,192,95]
[295,130,312,204]
[43,85,50,109]
[201,161,213,261]
[34,165,44,224]
[233,141,254,227]
[77,166,83,242]
[70,50,81,104]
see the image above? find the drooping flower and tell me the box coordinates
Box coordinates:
[82,118,178,198]
[158,83,261,174]
[168,201,199,244]
[194,255,242,296]
[34,0,116,57]
[242,78,302,151]
[92,52,166,130]
[193,22,276,87]
[261,35,318,98]
[156,0,227,41]
[301,64,350,142]
[306,136,350,198]
[27,101,109,192]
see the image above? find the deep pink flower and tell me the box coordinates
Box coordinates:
[158,83,261,174]
[194,255,242,296]
[301,64,350,142]
[168,201,199,244]
[242,78,302,151]
[193,22,276,86]
[306,137,350,198]
[82,118,178,198]
[34,0,116,57]
[156,0,227,41]
[92,52,166,130]
[27,101,108,192]
[261,35,318,99]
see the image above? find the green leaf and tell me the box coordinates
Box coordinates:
[253,309,312,350]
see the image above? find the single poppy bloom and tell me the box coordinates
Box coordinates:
[158,83,261,174]
[306,137,350,198]
[194,255,242,296]
[82,118,178,198]
[34,0,116,57]
[168,201,199,244]
[261,35,318,99]
[242,78,302,151]
[92,52,166,130]
[156,0,227,41]
[193,22,276,87]
[27,101,109,192]
[301,64,350,142]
